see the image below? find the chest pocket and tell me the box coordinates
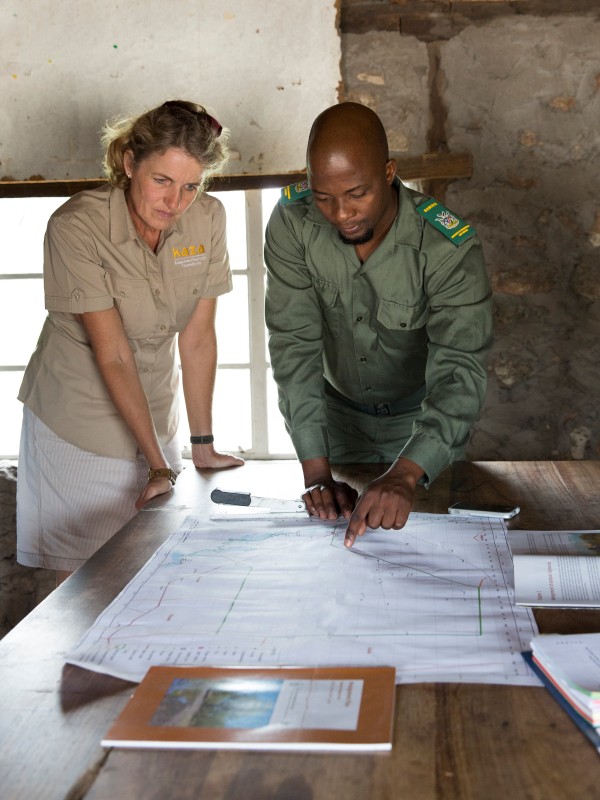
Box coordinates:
[375,298,428,351]
[311,277,341,338]
[105,270,154,339]
[173,273,209,330]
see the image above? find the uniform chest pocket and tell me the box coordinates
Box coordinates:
[174,273,208,302]
[173,274,209,328]
[104,271,154,338]
[375,298,428,351]
[105,271,147,304]
[311,277,341,338]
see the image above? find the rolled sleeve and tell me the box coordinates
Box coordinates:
[43,216,114,313]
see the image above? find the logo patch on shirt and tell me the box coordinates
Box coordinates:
[416,200,476,246]
[172,244,207,268]
[280,180,312,205]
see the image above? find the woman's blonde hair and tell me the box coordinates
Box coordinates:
[101,100,229,190]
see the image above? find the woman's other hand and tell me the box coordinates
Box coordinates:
[192,442,244,469]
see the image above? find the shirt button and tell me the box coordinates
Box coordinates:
[155,288,161,296]
[365,386,372,391]
[356,315,363,322]
[73,291,81,301]
[400,322,407,328]
[160,325,167,331]
[360,357,367,363]
[193,288,199,295]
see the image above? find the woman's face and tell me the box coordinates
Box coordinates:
[124,148,203,244]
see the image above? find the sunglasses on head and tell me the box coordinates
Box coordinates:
[162,100,222,138]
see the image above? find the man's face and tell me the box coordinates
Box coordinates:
[308,150,397,246]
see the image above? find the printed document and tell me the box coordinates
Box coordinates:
[66,513,539,686]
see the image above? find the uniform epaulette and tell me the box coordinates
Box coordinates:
[416,199,476,246]
[280,179,312,205]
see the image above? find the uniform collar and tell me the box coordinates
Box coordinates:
[392,177,424,249]
[304,176,423,251]
[108,184,184,246]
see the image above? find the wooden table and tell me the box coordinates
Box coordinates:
[1,460,600,799]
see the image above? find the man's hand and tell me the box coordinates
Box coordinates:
[303,479,358,520]
[301,456,358,520]
[344,458,425,548]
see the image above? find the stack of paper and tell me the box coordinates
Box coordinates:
[529,633,600,726]
[523,633,600,753]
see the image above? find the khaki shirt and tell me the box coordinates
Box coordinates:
[264,179,493,483]
[19,184,232,458]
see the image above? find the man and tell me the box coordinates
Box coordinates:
[265,102,492,547]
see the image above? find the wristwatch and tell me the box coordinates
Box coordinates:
[148,467,178,486]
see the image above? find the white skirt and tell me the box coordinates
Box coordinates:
[16,407,182,571]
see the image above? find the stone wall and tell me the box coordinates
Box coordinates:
[341,3,600,462]
[0,463,54,637]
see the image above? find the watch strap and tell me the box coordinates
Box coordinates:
[190,434,214,445]
[148,467,177,485]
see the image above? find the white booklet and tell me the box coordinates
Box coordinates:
[509,530,600,607]
[530,633,600,726]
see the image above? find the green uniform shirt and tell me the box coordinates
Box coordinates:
[264,178,493,483]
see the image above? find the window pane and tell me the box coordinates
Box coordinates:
[0,279,46,365]
[0,197,66,274]
[215,274,249,364]
[214,370,252,452]
[208,190,247,270]
[0,372,24,458]
[262,189,296,457]
[262,188,281,232]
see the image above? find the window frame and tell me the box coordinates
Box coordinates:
[0,176,306,460]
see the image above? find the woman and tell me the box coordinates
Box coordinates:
[16,99,243,584]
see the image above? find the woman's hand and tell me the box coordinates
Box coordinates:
[135,476,174,510]
[191,442,244,470]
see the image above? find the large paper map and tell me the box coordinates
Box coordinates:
[66,513,539,685]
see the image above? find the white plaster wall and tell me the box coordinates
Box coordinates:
[0,0,340,179]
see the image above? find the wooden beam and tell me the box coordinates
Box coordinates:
[341,1,600,38]
[0,154,472,198]
[0,173,308,198]
[394,151,472,180]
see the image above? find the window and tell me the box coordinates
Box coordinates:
[0,188,293,460]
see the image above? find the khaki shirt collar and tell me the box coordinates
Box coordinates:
[108,184,185,246]
[303,176,423,250]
